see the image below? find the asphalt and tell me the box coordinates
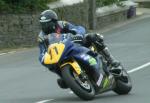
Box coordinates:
[1,14,150,103]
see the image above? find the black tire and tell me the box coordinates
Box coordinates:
[61,65,95,100]
[113,69,132,95]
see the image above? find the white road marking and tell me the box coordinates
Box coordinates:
[36,99,54,103]
[36,62,150,103]
[0,51,16,56]
[0,53,7,56]
[8,51,16,54]
[68,62,150,95]
[128,62,150,73]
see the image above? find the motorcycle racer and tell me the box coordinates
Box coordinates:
[38,9,120,88]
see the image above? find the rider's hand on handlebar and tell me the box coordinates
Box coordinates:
[71,35,84,43]
[38,34,49,43]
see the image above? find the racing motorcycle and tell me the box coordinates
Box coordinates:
[43,33,132,100]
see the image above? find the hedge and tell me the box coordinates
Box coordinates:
[96,0,126,7]
[0,0,57,13]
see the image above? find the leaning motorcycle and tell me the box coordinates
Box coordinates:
[43,33,132,100]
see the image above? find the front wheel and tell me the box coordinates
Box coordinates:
[61,65,95,100]
[113,67,132,95]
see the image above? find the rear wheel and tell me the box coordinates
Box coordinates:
[61,65,95,100]
[113,67,132,95]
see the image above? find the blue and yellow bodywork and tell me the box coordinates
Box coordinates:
[43,33,102,77]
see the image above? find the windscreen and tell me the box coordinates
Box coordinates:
[48,33,72,44]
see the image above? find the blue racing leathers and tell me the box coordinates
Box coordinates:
[38,21,86,71]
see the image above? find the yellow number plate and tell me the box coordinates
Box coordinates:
[44,43,65,64]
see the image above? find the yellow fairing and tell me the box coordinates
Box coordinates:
[44,43,65,64]
[60,60,81,75]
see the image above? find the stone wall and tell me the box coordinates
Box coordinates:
[96,7,128,29]
[0,14,40,49]
[54,0,89,29]
[0,1,89,49]
[0,0,131,50]
[137,1,150,8]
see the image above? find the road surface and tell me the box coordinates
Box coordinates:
[0,16,150,103]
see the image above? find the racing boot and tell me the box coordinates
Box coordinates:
[101,47,120,68]
[85,33,120,69]
[90,33,120,68]
[57,78,68,89]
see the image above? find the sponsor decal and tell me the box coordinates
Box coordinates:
[96,74,103,86]
[103,77,110,89]
[88,57,97,65]
[80,54,97,65]
[80,54,90,60]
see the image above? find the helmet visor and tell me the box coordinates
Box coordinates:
[40,21,56,34]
